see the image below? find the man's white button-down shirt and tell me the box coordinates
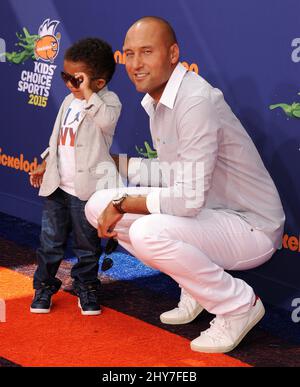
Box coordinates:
[128,63,285,248]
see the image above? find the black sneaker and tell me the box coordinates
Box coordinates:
[76,283,101,316]
[30,285,58,314]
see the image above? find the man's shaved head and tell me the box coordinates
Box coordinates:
[123,16,180,102]
[126,16,177,47]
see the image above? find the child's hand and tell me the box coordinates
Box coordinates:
[74,72,93,101]
[29,161,46,188]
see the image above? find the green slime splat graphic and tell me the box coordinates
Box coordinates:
[269,93,300,119]
[5,27,39,64]
[135,141,157,159]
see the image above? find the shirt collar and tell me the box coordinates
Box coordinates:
[97,85,108,97]
[141,62,187,116]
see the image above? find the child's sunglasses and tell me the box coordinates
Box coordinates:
[61,71,83,89]
[61,71,103,89]
[101,238,119,272]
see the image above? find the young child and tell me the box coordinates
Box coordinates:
[29,37,121,316]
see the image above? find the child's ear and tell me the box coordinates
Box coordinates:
[96,78,106,90]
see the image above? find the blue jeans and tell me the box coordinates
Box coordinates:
[33,188,102,290]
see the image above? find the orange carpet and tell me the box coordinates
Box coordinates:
[0,267,250,367]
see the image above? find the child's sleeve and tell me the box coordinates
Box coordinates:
[84,92,122,135]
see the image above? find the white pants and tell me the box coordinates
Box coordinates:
[85,187,275,316]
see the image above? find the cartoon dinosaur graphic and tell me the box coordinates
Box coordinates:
[269,93,300,119]
[5,27,39,64]
[135,141,158,158]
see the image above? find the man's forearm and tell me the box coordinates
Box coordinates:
[119,195,150,215]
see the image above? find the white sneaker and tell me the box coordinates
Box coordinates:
[160,288,204,325]
[190,296,265,353]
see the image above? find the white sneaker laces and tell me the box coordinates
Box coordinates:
[203,317,231,342]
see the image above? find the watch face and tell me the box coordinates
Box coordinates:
[112,193,128,214]
[112,193,128,206]
[113,193,125,201]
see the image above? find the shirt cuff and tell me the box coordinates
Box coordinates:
[40,147,49,160]
[128,157,143,186]
[146,190,161,214]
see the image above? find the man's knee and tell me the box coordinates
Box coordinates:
[84,199,98,229]
[129,215,163,263]
[85,189,116,228]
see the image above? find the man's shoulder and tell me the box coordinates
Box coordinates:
[172,74,210,114]
[179,71,212,100]
[175,72,224,110]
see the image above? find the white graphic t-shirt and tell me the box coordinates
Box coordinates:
[58,98,85,196]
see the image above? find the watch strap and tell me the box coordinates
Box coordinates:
[112,193,128,214]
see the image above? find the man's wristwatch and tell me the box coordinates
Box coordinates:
[112,193,129,214]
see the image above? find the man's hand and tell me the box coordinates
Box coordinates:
[97,202,124,238]
[97,194,150,238]
[29,161,46,188]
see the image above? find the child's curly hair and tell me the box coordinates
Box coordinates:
[64,37,116,84]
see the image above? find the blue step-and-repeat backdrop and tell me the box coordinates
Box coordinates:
[0,0,299,312]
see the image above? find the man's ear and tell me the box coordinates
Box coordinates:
[170,43,179,64]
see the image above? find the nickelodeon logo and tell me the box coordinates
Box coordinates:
[282,233,300,253]
[0,148,37,173]
[114,50,199,74]
[35,19,60,63]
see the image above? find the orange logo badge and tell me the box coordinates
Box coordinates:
[34,19,60,63]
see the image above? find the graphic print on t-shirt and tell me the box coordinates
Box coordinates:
[58,107,82,146]
[58,98,85,196]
